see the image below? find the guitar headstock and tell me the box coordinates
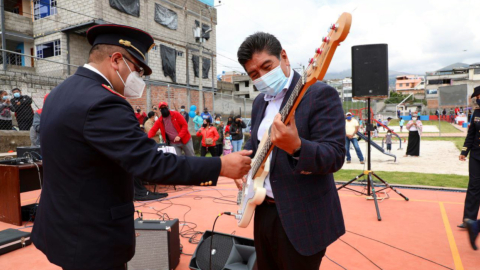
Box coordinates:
[305,12,352,85]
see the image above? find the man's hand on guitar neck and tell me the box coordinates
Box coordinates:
[271,113,301,155]
[220,150,252,180]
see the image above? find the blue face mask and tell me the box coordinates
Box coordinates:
[227,136,232,140]
[2,96,7,100]
[253,64,288,96]
[346,116,352,120]
[215,121,220,124]
[181,109,185,112]
[13,93,20,98]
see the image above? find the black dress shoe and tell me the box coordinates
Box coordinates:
[457,223,466,229]
[465,219,479,250]
[135,192,168,201]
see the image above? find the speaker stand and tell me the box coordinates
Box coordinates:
[337,98,409,221]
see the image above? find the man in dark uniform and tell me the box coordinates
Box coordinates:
[459,86,480,229]
[31,24,252,270]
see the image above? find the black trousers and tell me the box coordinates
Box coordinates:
[463,156,480,221]
[200,146,216,157]
[216,144,223,156]
[254,202,326,270]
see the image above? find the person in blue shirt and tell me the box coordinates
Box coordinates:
[201,107,213,122]
[193,111,204,132]
[399,118,405,132]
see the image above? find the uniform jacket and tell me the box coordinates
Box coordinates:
[244,71,346,256]
[147,110,191,144]
[462,109,480,158]
[31,67,221,270]
[196,125,219,147]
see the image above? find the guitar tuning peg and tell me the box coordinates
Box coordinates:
[309,58,314,64]
[330,23,338,30]
[322,36,330,43]
[316,48,323,54]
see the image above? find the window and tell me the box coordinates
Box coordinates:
[151,45,158,51]
[12,7,20,14]
[36,40,61,58]
[245,81,249,87]
[428,79,451,85]
[399,83,403,87]
[405,83,409,87]
[475,69,480,74]
[177,51,183,57]
[34,0,57,20]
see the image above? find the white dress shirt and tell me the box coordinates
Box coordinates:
[257,68,294,198]
[83,64,113,88]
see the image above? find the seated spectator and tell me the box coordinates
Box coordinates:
[196,118,219,157]
[30,93,49,146]
[0,90,14,130]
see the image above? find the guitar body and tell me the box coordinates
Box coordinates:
[237,132,271,228]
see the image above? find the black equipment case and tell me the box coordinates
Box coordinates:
[0,229,32,255]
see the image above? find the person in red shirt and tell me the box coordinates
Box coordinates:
[148,102,195,156]
[196,118,219,157]
[134,106,147,125]
[225,116,233,133]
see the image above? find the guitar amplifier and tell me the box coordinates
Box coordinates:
[128,218,180,270]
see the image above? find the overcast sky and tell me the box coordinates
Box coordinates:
[214,0,480,76]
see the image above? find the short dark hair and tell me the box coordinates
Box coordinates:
[205,118,212,124]
[88,44,128,63]
[237,32,283,67]
[11,88,20,93]
[0,90,6,95]
[147,111,155,118]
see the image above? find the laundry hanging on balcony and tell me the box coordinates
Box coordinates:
[154,3,178,30]
[194,20,211,41]
[160,45,177,83]
[192,55,210,79]
[109,0,140,17]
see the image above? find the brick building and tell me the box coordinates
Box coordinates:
[425,63,480,109]
[0,0,219,112]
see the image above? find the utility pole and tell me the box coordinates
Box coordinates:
[198,9,204,113]
[1,0,7,70]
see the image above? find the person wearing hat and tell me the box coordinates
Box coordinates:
[404,112,423,157]
[201,107,213,122]
[180,105,189,123]
[31,24,252,270]
[148,101,195,156]
[459,86,480,229]
[345,112,365,164]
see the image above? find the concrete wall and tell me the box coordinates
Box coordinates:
[4,11,33,36]
[68,34,91,75]
[34,32,68,77]
[0,131,31,152]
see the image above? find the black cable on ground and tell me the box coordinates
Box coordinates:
[339,239,383,270]
[346,231,454,270]
[325,255,347,270]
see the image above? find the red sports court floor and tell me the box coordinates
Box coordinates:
[0,177,478,270]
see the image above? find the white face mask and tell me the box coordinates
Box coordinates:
[116,58,145,99]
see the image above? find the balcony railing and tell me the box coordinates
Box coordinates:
[0,52,23,66]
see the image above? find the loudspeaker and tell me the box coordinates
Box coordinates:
[189,231,257,270]
[128,218,180,270]
[351,44,389,99]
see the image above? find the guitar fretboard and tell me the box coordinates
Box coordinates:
[250,76,304,177]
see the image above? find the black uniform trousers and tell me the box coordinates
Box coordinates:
[254,201,326,270]
[464,156,480,221]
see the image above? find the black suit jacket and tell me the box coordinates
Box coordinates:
[244,71,346,256]
[31,67,221,269]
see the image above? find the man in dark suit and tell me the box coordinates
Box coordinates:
[236,32,346,270]
[31,24,251,270]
